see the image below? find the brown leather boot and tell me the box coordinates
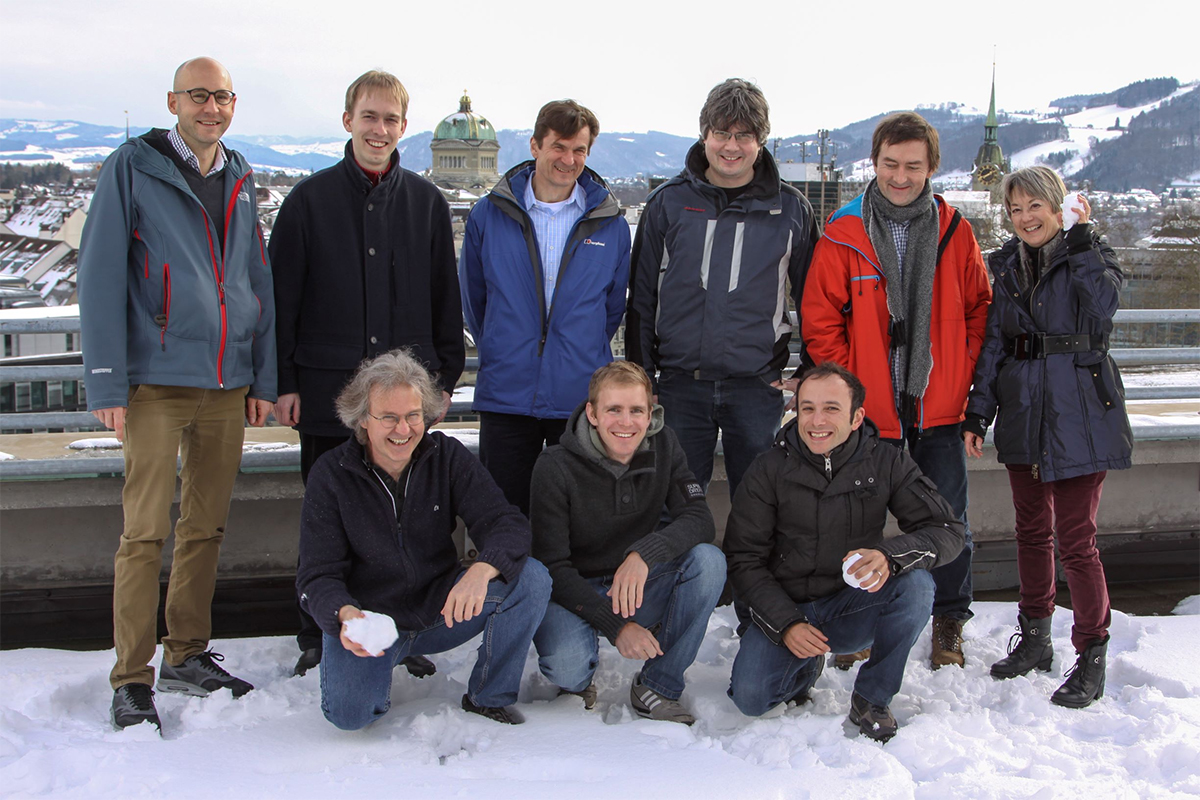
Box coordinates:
[833,648,871,670]
[931,616,965,669]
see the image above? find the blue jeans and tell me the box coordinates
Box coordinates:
[729,570,934,714]
[882,423,974,621]
[656,369,783,500]
[533,544,726,701]
[319,558,551,730]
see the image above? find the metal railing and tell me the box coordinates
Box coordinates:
[2,309,1197,472]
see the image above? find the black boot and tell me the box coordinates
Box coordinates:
[990,612,1053,679]
[1051,635,1108,709]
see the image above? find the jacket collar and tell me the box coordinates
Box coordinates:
[338,139,404,195]
[558,400,662,478]
[337,430,438,480]
[677,141,784,207]
[489,160,621,222]
[127,129,249,195]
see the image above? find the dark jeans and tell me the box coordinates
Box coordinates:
[478,412,568,517]
[656,369,783,500]
[297,432,350,651]
[1007,465,1110,653]
[319,559,551,730]
[881,423,973,621]
[729,570,935,714]
[533,544,726,700]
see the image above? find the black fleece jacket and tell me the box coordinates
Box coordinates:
[297,432,530,635]
[530,402,715,643]
[725,418,964,645]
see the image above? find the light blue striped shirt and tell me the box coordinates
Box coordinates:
[524,177,587,308]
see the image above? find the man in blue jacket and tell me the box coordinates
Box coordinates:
[460,99,631,516]
[78,57,276,732]
[627,78,818,501]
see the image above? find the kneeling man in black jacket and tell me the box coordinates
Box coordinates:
[297,349,550,728]
[530,362,725,725]
[725,362,963,742]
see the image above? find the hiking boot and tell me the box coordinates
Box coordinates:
[630,673,695,725]
[557,683,598,710]
[399,655,437,678]
[991,612,1053,679]
[848,692,897,743]
[834,648,870,670]
[460,694,525,724]
[787,654,826,706]
[1051,635,1108,709]
[157,650,253,698]
[293,647,321,677]
[931,616,965,669]
[111,683,160,731]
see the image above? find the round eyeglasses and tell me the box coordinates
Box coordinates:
[173,88,236,106]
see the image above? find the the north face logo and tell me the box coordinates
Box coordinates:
[583,239,605,247]
[238,191,250,202]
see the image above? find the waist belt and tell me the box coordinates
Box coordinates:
[1008,332,1108,360]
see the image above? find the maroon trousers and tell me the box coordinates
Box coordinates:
[1006,466,1111,653]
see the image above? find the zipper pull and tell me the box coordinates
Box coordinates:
[824,454,832,480]
[218,281,225,302]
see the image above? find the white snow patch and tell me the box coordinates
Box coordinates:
[242,441,299,452]
[1,603,1198,798]
[66,438,122,450]
[1174,595,1200,616]
[0,452,13,461]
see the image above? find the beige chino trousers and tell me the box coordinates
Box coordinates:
[110,384,248,689]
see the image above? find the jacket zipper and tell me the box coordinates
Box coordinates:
[823,454,832,480]
[160,263,171,350]
[202,217,227,388]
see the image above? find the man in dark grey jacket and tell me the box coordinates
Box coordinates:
[725,362,963,742]
[627,78,818,500]
[530,362,724,725]
[79,57,277,732]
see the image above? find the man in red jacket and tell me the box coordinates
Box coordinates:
[801,112,991,669]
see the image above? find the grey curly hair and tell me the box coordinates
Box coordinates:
[335,349,443,443]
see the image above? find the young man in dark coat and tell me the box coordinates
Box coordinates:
[297,350,550,728]
[725,362,963,742]
[270,70,465,676]
[530,362,724,725]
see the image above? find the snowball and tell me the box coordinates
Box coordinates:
[842,553,873,590]
[343,610,399,654]
[1062,193,1086,231]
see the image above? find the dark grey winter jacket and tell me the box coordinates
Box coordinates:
[626,143,819,385]
[725,418,964,645]
[530,402,715,642]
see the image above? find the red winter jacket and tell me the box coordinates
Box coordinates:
[802,194,992,439]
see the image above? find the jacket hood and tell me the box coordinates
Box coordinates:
[679,141,785,202]
[489,160,621,220]
[559,399,665,477]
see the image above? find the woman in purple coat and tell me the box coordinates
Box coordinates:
[962,166,1132,709]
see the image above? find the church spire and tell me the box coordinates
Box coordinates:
[984,61,998,144]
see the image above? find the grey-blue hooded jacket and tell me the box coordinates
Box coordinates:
[79,131,277,409]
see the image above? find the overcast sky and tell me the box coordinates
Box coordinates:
[6,0,1196,142]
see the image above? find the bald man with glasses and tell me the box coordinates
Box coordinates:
[79,56,276,732]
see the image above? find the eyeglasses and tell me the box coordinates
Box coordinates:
[711,130,758,144]
[366,410,424,429]
[173,88,236,106]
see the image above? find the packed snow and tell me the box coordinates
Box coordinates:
[2,601,1198,799]
[65,438,121,450]
[0,451,13,461]
[343,610,400,655]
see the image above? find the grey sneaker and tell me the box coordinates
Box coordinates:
[557,683,598,710]
[111,683,160,731]
[630,673,694,726]
[157,651,253,698]
[848,692,897,743]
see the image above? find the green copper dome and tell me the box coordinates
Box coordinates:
[433,93,497,142]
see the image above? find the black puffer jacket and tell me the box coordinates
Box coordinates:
[965,227,1132,482]
[725,418,964,644]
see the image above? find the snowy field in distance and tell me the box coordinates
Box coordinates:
[2,601,1198,799]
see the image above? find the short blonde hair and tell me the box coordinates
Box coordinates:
[1002,166,1068,214]
[587,361,653,407]
[344,70,409,119]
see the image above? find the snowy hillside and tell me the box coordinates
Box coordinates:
[2,601,1198,798]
